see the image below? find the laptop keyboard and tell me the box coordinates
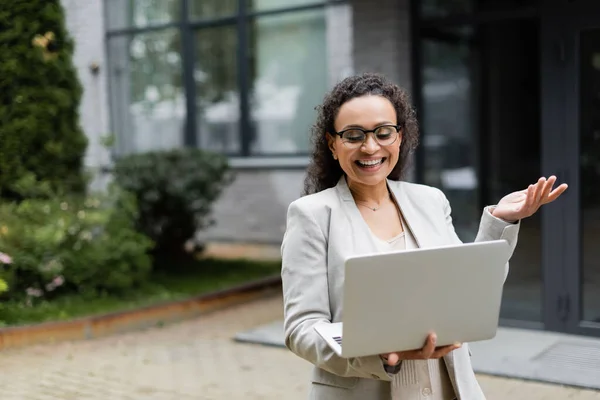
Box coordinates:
[333,336,342,345]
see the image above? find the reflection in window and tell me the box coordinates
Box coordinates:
[190,0,237,19]
[482,20,541,322]
[194,26,240,154]
[580,29,600,323]
[420,27,480,240]
[106,0,180,31]
[248,0,323,12]
[248,9,327,155]
[421,0,473,18]
[420,0,538,18]
[108,29,185,154]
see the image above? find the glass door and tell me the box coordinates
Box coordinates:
[554,1,600,336]
[418,18,544,326]
[577,26,600,332]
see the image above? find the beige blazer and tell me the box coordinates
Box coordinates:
[281,177,520,400]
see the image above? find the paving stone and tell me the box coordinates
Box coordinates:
[0,294,598,399]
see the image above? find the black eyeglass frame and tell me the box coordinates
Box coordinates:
[333,124,403,145]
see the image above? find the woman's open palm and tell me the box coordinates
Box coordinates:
[492,176,568,222]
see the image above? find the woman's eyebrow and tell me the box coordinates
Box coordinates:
[340,121,396,130]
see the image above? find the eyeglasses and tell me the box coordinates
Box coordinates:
[334,124,402,148]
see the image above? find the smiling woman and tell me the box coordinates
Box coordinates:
[304,74,419,196]
[280,72,567,400]
[329,97,402,185]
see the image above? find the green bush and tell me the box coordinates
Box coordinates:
[0,1,88,200]
[0,185,154,301]
[113,149,234,259]
[0,254,10,325]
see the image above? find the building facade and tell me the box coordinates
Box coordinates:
[62,0,599,338]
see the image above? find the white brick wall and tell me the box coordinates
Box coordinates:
[61,0,111,189]
[197,170,306,244]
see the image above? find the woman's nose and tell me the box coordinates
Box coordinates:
[361,134,380,153]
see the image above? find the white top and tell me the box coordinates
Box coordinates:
[370,215,456,400]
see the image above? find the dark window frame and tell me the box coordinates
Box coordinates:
[104,0,344,161]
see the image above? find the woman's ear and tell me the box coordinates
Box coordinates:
[396,127,403,151]
[326,133,338,160]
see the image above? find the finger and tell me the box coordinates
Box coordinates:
[528,181,540,207]
[540,175,556,201]
[395,350,420,361]
[386,352,400,366]
[524,184,535,209]
[545,183,569,203]
[534,177,546,205]
[431,343,462,359]
[433,343,461,351]
[439,344,461,358]
[421,333,437,358]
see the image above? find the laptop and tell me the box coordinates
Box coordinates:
[314,240,510,358]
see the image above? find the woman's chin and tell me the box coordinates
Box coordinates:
[348,170,389,187]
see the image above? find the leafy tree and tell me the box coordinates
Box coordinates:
[0,0,88,200]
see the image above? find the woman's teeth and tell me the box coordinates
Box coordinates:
[357,159,383,167]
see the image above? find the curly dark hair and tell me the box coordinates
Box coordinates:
[303,73,419,195]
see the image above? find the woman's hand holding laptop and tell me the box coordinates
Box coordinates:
[380,333,462,366]
[378,176,568,368]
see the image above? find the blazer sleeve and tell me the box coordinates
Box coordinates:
[437,189,520,282]
[281,201,395,381]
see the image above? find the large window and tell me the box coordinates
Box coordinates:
[106,0,330,157]
[108,29,184,154]
[248,9,327,154]
[194,25,239,153]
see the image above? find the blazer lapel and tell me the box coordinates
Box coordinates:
[388,179,437,249]
[334,177,380,256]
[336,177,442,251]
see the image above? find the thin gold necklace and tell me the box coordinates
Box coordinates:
[357,202,382,211]
[355,193,391,212]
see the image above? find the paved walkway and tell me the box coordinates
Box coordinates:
[1,294,599,400]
